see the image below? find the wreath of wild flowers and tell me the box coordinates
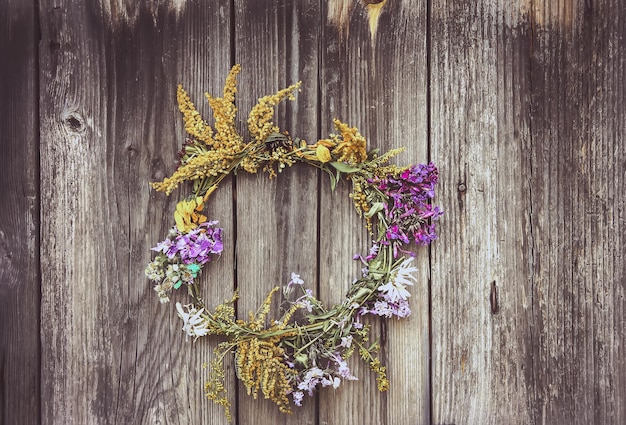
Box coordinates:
[145,65,442,421]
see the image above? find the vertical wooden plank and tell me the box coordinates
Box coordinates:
[430,1,536,423]
[320,1,430,424]
[526,1,626,423]
[172,4,236,423]
[431,1,626,424]
[39,1,233,422]
[233,1,320,423]
[0,1,40,424]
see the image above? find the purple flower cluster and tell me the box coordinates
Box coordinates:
[152,221,224,265]
[292,353,358,406]
[370,163,443,257]
[360,299,411,319]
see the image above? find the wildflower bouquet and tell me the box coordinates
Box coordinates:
[146,65,442,420]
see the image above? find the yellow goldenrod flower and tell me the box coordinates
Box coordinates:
[177,85,215,145]
[222,64,241,103]
[247,82,302,143]
[174,196,207,233]
[151,150,231,195]
[206,65,244,154]
[235,337,295,413]
[332,119,368,164]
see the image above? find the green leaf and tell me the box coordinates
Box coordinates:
[310,309,338,321]
[365,202,384,218]
[330,161,361,173]
[265,132,288,143]
[351,287,373,301]
[368,339,381,352]
[323,168,338,191]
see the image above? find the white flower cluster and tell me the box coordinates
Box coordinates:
[175,302,209,340]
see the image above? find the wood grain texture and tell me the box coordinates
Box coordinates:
[0,1,40,424]
[430,1,536,423]
[526,1,626,423]
[233,1,320,423]
[431,0,626,424]
[6,0,623,423]
[319,1,430,424]
[39,0,233,423]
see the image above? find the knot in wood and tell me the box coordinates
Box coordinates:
[62,111,86,134]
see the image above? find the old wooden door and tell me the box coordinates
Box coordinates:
[1,0,625,424]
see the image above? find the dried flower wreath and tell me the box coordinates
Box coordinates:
[145,65,442,421]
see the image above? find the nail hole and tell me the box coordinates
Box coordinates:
[490,281,500,314]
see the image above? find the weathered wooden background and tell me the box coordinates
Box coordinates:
[1,0,625,424]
